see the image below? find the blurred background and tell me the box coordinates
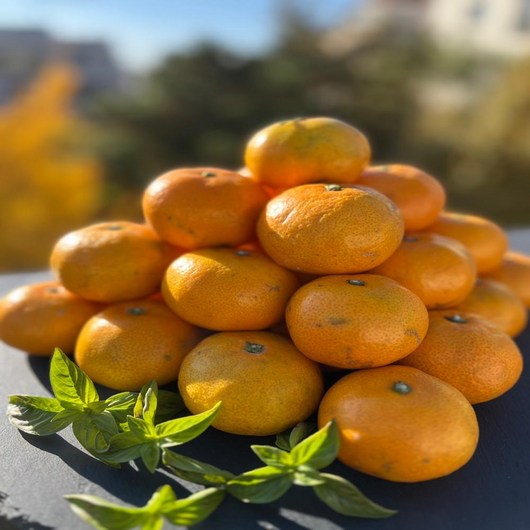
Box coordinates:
[1,0,530,271]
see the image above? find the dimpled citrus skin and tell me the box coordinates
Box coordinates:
[178,331,324,436]
[244,117,371,188]
[318,365,479,482]
[50,221,175,303]
[257,184,404,274]
[161,247,299,331]
[453,278,528,337]
[142,167,269,250]
[370,233,477,309]
[285,274,429,369]
[483,251,530,307]
[0,281,101,356]
[75,299,201,391]
[356,164,446,232]
[425,211,508,274]
[398,310,524,404]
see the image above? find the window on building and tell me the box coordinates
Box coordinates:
[517,0,530,32]
[468,0,486,22]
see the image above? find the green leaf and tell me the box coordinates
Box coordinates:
[227,466,294,504]
[50,348,98,408]
[164,488,225,527]
[313,473,397,519]
[293,465,326,486]
[162,448,235,486]
[140,443,161,474]
[289,420,339,470]
[103,430,145,464]
[139,381,158,426]
[52,408,85,425]
[72,412,120,456]
[104,392,138,424]
[155,402,221,445]
[156,390,185,423]
[7,395,70,435]
[276,421,317,451]
[65,494,149,530]
[128,416,156,438]
[251,445,293,468]
[144,485,177,514]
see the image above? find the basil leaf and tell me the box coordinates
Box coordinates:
[72,412,119,455]
[155,402,221,445]
[104,392,137,424]
[163,488,225,527]
[144,485,177,513]
[141,382,158,426]
[293,465,326,486]
[276,422,316,451]
[65,494,149,530]
[103,430,146,464]
[156,390,185,423]
[162,448,234,486]
[7,395,70,435]
[128,416,156,438]
[289,420,339,470]
[50,348,98,408]
[227,466,294,504]
[141,443,161,474]
[313,473,397,519]
[251,445,293,468]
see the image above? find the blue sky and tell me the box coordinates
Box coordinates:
[0,0,362,71]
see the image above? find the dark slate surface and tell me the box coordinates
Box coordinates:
[2,229,530,530]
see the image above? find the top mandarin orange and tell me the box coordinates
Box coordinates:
[244,117,371,188]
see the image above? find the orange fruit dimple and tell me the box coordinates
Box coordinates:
[452,278,528,337]
[245,117,371,188]
[425,211,508,274]
[178,331,324,436]
[483,251,530,308]
[370,232,477,309]
[0,280,102,356]
[162,247,299,331]
[50,221,176,303]
[318,365,479,482]
[257,183,404,274]
[286,274,429,369]
[398,310,523,404]
[357,164,446,231]
[75,299,201,391]
[142,167,268,249]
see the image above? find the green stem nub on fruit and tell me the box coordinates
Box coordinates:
[235,250,251,257]
[201,171,217,178]
[128,307,147,316]
[392,381,412,395]
[325,184,343,192]
[244,342,265,354]
[346,279,365,286]
[403,235,419,243]
[445,314,467,324]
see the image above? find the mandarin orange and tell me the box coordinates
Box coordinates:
[142,167,268,249]
[370,232,477,309]
[162,247,299,331]
[285,274,428,369]
[0,280,101,356]
[398,310,523,404]
[257,183,404,274]
[178,331,324,436]
[356,164,446,231]
[425,211,508,274]
[245,117,371,188]
[75,299,201,391]
[318,365,479,482]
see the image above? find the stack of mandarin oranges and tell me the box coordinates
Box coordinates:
[2,116,529,483]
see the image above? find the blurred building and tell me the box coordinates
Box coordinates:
[321,0,530,57]
[0,28,125,110]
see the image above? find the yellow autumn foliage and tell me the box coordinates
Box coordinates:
[0,62,103,271]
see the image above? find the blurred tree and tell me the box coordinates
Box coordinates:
[0,63,103,271]
[92,11,432,219]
